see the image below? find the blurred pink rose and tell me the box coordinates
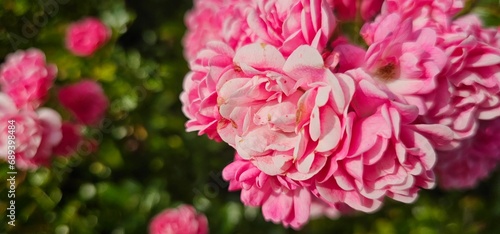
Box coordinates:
[149,205,208,234]
[0,48,57,109]
[53,122,83,156]
[435,118,500,189]
[58,80,109,125]
[65,17,111,57]
[0,93,62,170]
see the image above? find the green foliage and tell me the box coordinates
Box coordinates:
[0,0,500,233]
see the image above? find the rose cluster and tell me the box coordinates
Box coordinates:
[0,18,110,170]
[181,0,500,229]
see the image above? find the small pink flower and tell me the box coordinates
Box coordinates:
[53,122,83,156]
[435,118,500,190]
[65,17,111,57]
[0,93,62,170]
[149,205,208,234]
[0,49,57,109]
[58,80,109,125]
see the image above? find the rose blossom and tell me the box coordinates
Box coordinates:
[65,17,111,57]
[0,49,57,109]
[216,44,451,228]
[0,93,62,170]
[149,205,208,234]
[217,44,355,181]
[435,118,500,190]
[58,80,109,125]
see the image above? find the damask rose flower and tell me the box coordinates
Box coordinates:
[0,93,62,170]
[183,0,252,61]
[217,44,354,180]
[216,44,451,228]
[0,49,57,109]
[65,17,111,57]
[435,118,500,190]
[149,205,208,234]
[326,0,383,21]
[58,80,109,125]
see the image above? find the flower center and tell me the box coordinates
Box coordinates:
[375,63,397,82]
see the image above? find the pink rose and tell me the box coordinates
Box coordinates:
[149,205,208,234]
[58,80,109,125]
[53,123,83,156]
[65,17,111,57]
[0,49,57,109]
[435,118,500,190]
[0,93,62,170]
[217,44,354,180]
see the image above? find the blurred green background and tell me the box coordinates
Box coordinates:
[0,0,500,233]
